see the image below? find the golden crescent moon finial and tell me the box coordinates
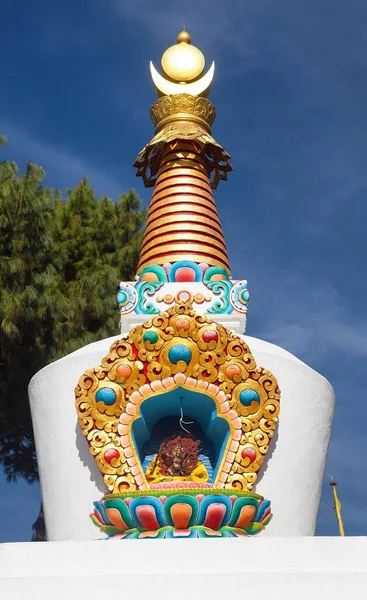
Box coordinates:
[150,31,214,97]
[150,60,215,97]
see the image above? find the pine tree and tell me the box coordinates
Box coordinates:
[0,144,58,482]
[0,140,145,487]
[51,180,145,358]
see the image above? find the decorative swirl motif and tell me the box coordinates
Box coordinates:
[135,281,162,314]
[75,299,280,494]
[117,283,138,314]
[206,280,233,314]
[230,280,249,313]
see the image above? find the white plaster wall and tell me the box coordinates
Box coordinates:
[0,538,366,600]
[246,338,335,537]
[28,333,334,541]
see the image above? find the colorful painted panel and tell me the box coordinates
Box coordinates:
[91,489,272,539]
[120,262,249,316]
[75,299,280,495]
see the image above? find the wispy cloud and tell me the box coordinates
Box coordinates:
[110,0,367,74]
[110,0,273,60]
[247,269,367,363]
[2,123,127,198]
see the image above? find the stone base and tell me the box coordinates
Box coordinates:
[1,538,366,599]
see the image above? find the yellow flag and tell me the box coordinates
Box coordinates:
[330,481,345,536]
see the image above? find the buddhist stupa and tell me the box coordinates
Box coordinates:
[28,31,334,542]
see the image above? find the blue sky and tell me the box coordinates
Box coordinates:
[1,0,367,541]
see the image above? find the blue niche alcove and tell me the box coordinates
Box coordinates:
[131,387,230,484]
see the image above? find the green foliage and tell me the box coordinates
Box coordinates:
[0,139,145,482]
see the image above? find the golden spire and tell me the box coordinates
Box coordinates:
[137,140,231,273]
[134,32,232,277]
[330,480,345,536]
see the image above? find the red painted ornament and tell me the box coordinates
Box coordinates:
[241,447,257,464]
[202,329,219,343]
[175,268,196,282]
[104,448,120,464]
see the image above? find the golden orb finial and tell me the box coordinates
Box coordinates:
[177,30,191,44]
[161,31,205,82]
